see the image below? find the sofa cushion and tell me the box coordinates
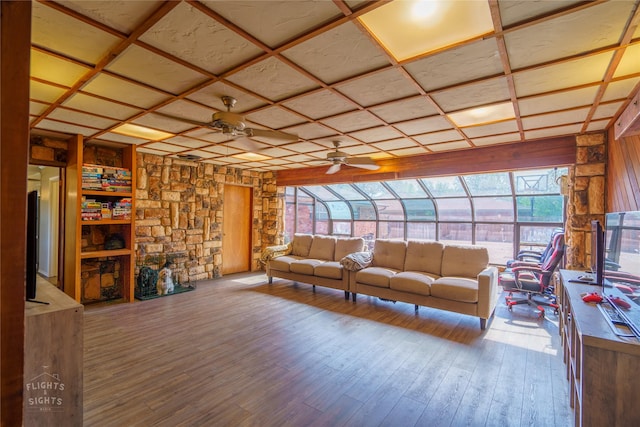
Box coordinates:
[390,271,434,296]
[356,267,398,288]
[308,235,336,260]
[269,255,303,272]
[404,240,444,276]
[291,234,314,257]
[290,259,324,275]
[335,237,365,261]
[314,261,343,279]
[372,239,407,270]
[440,245,489,279]
[431,277,478,303]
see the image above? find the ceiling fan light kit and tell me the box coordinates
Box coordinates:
[324,141,380,174]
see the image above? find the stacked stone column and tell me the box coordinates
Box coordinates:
[565,133,606,270]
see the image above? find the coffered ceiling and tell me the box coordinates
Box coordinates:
[30,0,640,172]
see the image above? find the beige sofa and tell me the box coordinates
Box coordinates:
[349,239,499,329]
[263,234,366,299]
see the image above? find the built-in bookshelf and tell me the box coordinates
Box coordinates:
[63,135,136,303]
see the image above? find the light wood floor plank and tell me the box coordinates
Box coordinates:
[83,273,572,426]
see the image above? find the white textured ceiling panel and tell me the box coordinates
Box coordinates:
[31,50,91,87]
[335,68,420,107]
[414,129,462,145]
[498,1,583,27]
[394,116,453,136]
[187,82,265,113]
[282,90,357,120]
[139,2,263,75]
[30,101,49,117]
[320,110,385,133]
[59,0,163,34]
[372,138,417,151]
[524,124,583,140]
[602,77,640,102]
[162,136,210,149]
[201,0,342,49]
[518,87,599,116]
[283,123,338,140]
[614,42,640,78]
[405,38,503,92]
[513,52,613,97]
[30,81,67,104]
[105,45,208,94]
[245,106,307,129]
[471,133,521,147]
[522,107,590,130]
[36,120,98,137]
[81,74,170,109]
[369,97,440,124]
[432,77,511,112]
[31,1,122,65]
[505,1,633,69]
[225,57,320,101]
[593,102,624,121]
[349,126,403,143]
[63,93,142,121]
[282,22,390,84]
[427,141,470,151]
[47,109,118,130]
[462,120,519,138]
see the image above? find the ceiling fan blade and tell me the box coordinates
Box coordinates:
[326,163,342,174]
[247,128,298,141]
[346,157,380,170]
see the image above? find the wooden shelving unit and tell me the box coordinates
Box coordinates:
[63,134,136,303]
[559,269,640,426]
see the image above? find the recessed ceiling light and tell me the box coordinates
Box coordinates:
[447,102,516,127]
[359,0,494,62]
[112,123,174,141]
[233,152,271,162]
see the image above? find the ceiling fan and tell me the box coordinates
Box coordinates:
[157,95,298,144]
[325,141,380,174]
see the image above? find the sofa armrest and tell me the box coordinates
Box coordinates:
[340,251,372,271]
[260,243,292,265]
[477,266,499,319]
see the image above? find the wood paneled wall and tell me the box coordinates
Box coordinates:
[607,128,640,212]
[276,136,576,187]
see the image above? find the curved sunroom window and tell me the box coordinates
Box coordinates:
[284,167,567,265]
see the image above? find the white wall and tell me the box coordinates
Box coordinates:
[37,167,60,277]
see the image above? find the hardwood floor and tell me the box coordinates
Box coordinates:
[83,273,572,426]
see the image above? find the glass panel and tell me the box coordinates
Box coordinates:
[349,200,376,220]
[435,198,471,221]
[333,221,351,235]
[325,183,366,200]
[354,221,376,250]
[302,185,340,200]
[474,197,514,222]
[354,181,394,199]
[284,188,296,242]
[518,225,560,254]
[385,179,427,198]
[516,195,564,222]
[314,202,329,235]
[407,222,436,240]
[403,199,435,221]
[514,168,567,194]
[421,176,466,197]
[439,223,472,245]
[296,191,313,234]
[463,172,511,196]
[374,199,404,220]
[379,221,404,239]
[325,201,351,220]
[477,223,514,264]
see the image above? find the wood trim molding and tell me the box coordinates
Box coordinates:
[1,1,31,424]
[276,136,577,187]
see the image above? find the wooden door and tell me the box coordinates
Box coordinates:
[222,184,252,275]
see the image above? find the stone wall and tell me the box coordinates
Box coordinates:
[135,153,279,283]
[564,133,606,270]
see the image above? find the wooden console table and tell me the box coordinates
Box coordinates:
[559,269,640,427]
[24,282,83,426]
